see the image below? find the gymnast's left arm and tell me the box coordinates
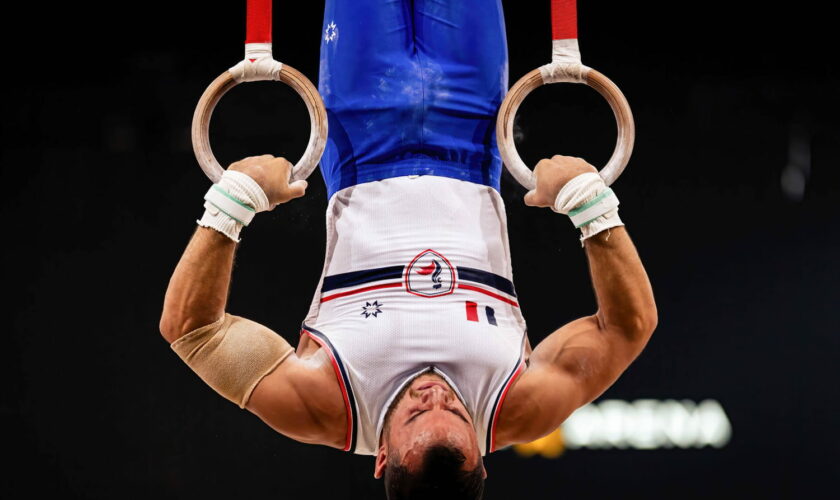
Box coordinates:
[494,156,658,447]
[159,155,311,411]
[159,155,307,342]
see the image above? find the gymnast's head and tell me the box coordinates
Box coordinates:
[375,370,486,499]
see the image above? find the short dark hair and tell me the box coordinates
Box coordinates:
[384,444,485,500]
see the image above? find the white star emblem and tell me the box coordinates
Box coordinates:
[325,22,339,43]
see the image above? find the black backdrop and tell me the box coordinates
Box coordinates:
[3,1,838,498]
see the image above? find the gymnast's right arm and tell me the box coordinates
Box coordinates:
[494,156,658,448]
[158,156,344,447]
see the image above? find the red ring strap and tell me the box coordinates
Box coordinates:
[245,0,273,44]
[551,0,578,41]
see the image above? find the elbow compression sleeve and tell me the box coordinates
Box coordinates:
[170,314,294,408]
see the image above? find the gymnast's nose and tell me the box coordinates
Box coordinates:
[419,383,453,404]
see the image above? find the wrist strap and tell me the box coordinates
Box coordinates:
[568,188,619,228]
[553,172,624,244]
[197,170,270,242]
[204,185,257,226]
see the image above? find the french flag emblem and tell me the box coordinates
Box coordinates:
[465,301,497,326]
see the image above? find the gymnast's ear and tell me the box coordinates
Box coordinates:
[374,443,388,479]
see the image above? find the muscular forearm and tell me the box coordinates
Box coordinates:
[159,155,306,345]
[160,227,237,343]
[584,227,657,344]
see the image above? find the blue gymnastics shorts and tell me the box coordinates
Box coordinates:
[318,0,509,198]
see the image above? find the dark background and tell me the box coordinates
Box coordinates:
[3,1,838,498]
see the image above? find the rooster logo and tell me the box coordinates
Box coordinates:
[416,260,443,289]
[405,249,456,298]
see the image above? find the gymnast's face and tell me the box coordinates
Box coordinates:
[374,372,486,479]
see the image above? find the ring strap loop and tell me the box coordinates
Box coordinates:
[229,44,284,82]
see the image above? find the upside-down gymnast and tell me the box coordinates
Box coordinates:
[160,0,657,498]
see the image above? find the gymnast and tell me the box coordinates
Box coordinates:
[160,1,657,498]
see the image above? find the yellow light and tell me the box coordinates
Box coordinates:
[513,428,565,459]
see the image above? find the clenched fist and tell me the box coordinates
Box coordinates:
[523,155,597,208]
[228,154,308,209]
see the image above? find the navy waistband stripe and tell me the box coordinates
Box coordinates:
[321,265,405,293]
[457,267,516,297]
[321,265,515,297]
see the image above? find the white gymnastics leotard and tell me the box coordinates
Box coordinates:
[302,175,528,456]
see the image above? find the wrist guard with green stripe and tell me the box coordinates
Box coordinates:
[197,170,270,242]
[552,172,624,244]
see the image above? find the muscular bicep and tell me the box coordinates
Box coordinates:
[531,315,637,402]
[245,353,347,449]
[495,315,642,447]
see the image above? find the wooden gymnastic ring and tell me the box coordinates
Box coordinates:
[496,67,635,189]
[191,64,328,183]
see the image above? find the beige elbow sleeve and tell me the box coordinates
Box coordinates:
[170,313,294,408]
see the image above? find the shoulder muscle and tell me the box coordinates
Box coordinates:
[494,315,635,447]
[246,349,347,448]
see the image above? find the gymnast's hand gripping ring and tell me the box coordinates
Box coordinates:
[497,0,634,189]
[191,0,328,183]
